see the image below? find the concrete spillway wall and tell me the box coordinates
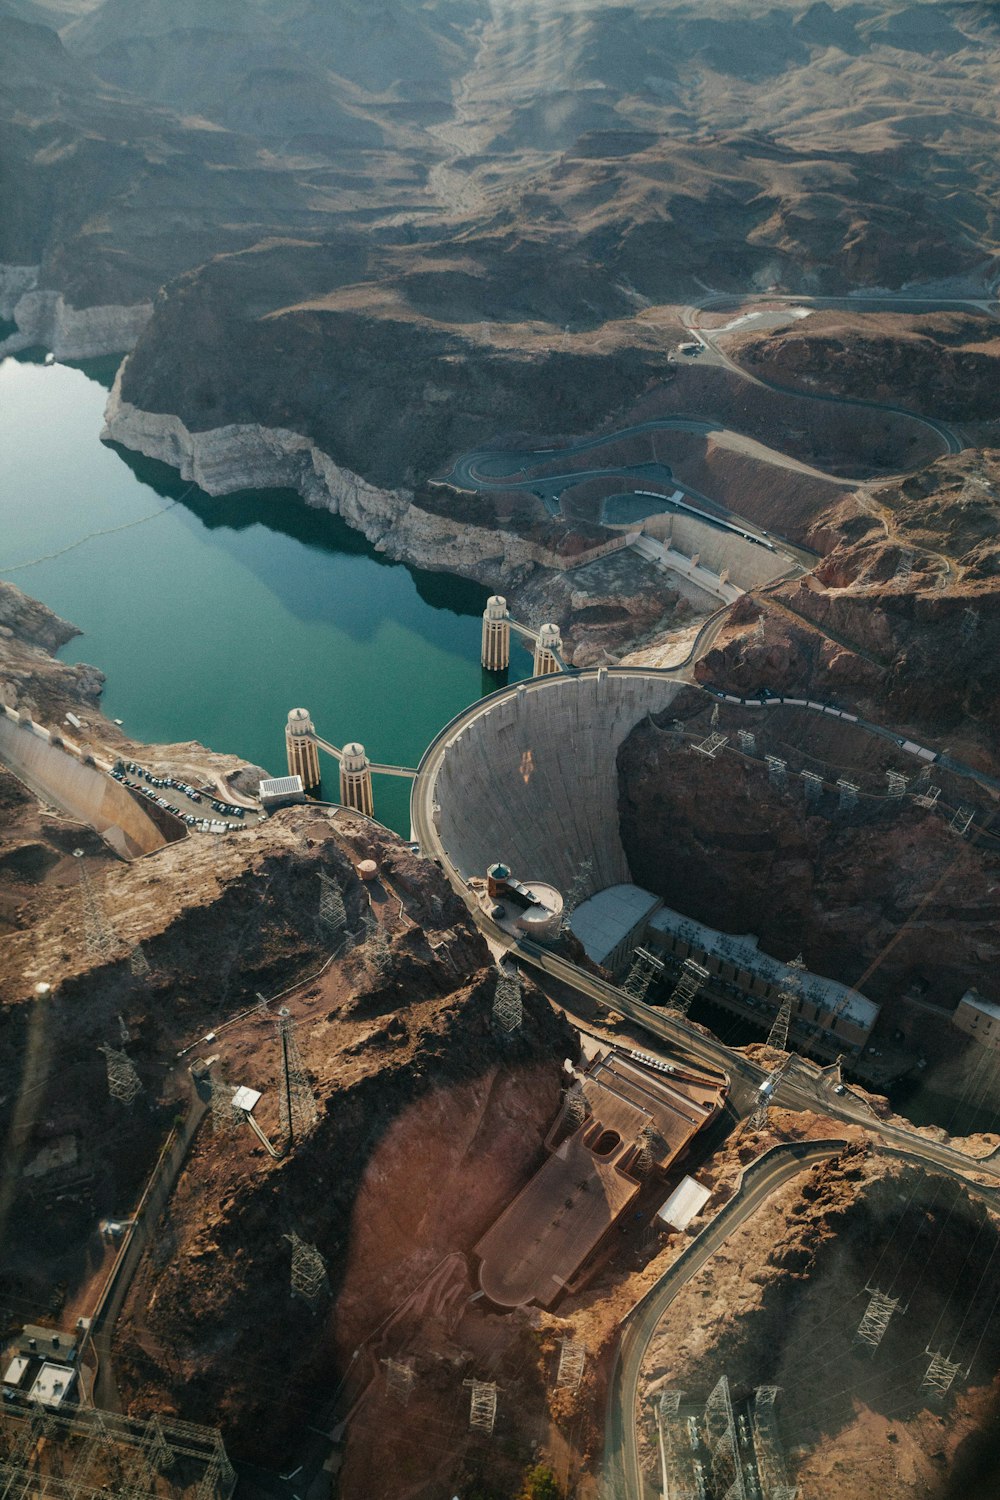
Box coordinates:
[429,671,683,898]
[0,707,174,859]
[642,512,793,592]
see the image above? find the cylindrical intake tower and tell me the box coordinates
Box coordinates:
[339,742,375,819]
[481,595,511,671]
[532,622,562,677]
[285,707,321,793]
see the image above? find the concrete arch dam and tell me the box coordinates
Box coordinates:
[419,671,684,898]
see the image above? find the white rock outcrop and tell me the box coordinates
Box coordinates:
[102,365,557,584]
[0,266,152,359]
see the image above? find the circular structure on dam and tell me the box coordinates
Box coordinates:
[410,668,686,905]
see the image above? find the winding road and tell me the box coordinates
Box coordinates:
[685,291,966,457]
[409,667,1000,1495]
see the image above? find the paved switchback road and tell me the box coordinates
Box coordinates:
[686,292,966,456]
[605,1139,847,1500]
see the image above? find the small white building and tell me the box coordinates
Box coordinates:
[259,774,305,811]
[29,1362,75,1407]
[656,1176,713,1231]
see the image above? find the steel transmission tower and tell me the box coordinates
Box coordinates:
[129,943,151,980]
[493,967,523,1033]
[920,1347,963,1399]
[276,1008,317,1144]
[317,870,347,938]
[381,1357,415,1405]
[837,778,859,813]
[855,1286,902,1352]
[738,728,757,756]
[667,957,709,1016]
[465,1379,498,1435]
[98,1042,142,1105]
[766,956,805,1052]
[284,1230,329,1309]
[75,853,118,959]
[623,946,665,1001]
[556,1340,586,1391]
[561,856,595,930]
[766,755,787,791]
[565,1080,588,1128]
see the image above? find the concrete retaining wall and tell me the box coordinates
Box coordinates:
[642,513,791,592]
[0,707,171,859]
[431,672,682,897]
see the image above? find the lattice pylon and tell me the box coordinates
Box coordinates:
[76,855,118,959]
[562,856,595,930]
[556,1339,586,1391]
[766,956,805,1054]
[98,1042,142,1106]
[493,967,523,1033]
[381,1357,415,1406]
[801,769,823,805]
[317,870,347,939]
[634,1125,656,1177]
[565,1080,588,1128]
[738,729,756,757]
[465,1379,498,1435]
[276,1008,317,1144]
[920,1348,963,1400]
[667,957,709,1016]
[623,946,665,1001]
[886,771,908,799]
[366,919,394,979]
[913,784,941,809]
[693,731,728,758]
[961,607,979,643]
[209,1072,240,1135]
[748,1096,770,1133]
[284,1230,329,1310]
[129,943,151,981]
[766,755,787,790]
[855,1287,901,1352]
[951,805,974,836]
[146,1414,176,1471]
[837,778,859,813]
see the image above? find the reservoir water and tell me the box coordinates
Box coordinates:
[0,353,529,834]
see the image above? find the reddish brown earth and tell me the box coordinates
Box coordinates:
[616,691,1000,1091]
[726,310,1000,424]
[637,1142,1000,1500]
[694,450,1000,770]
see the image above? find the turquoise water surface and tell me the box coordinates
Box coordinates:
[0,354,529,833]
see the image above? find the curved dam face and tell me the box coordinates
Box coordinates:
[423,671,684,898]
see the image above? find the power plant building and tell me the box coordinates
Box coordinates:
[568,884,879,1055]
[475,1047,726,1307]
